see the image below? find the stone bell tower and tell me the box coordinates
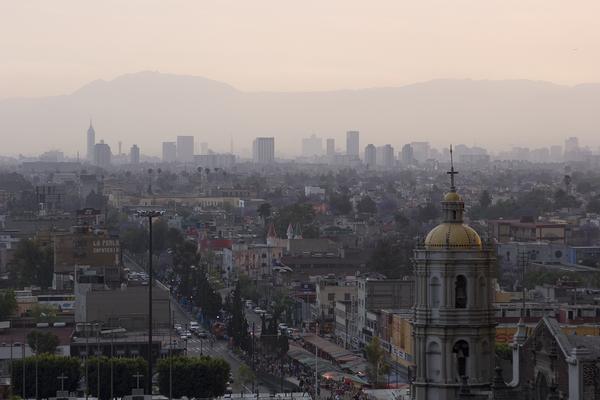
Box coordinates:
[412,147,496,400]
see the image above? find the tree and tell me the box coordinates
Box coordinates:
[495,343,512,361]
[367,237,412,278]
[257,203,272,220]
[86,357,147,400]
[417,202,439,223]
[357,196,377,214]
[238,364,256,387]
[0,290,17,319]
[553,189,580,210]
[27,331,59,354]
[479,190,492,209]
[9,239,53,288]
[11,355,80,399]
[587,196,600,214]
[228,283,250,350]
[364,337,389,387]
[157,356,230,398]
[329,193,353,215]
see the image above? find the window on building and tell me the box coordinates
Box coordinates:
[328,293,335,301]
[426,341,442,382]
[452,340,469,378]
[455,275,467,308]
[430,277,441,308]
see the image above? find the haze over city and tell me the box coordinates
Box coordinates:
[2,1,600,156]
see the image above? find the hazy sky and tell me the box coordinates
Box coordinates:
[1,0,600,99]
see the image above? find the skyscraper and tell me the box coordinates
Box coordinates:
[86,120,96,161]
[162,142,176,163]
[130,144,140,164]
[401,144,414,165]
[176,136,194,162]
[301,134,323,157]
[364,144,376,167]
[346,131,359,157]
[93,140,111,168]
[252,137,275,163]
[376,144,394,169]
[326,138,335,157]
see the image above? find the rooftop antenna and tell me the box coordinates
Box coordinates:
[447,144,458,192]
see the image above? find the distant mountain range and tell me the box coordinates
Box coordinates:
[1,71,599,156]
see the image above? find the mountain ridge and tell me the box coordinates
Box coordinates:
[1,71,599,156]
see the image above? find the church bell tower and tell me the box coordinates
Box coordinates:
[412,147,496,400]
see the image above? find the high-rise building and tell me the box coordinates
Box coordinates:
[376,144,395,168]
[176,136,194,162]
[413,162,495,399]
[326,138,335,157]
[410,141,430,163]
[401,144,414,165]
[301,134,323,157]
[364,144,376,167]
[564,137,580,161]
[162,142,176,163]
[550,145,562,162]
[200,142,209,155]
[93,140,111,168]
[130,144,140,164]
[346,131,359,157]
[252,137,275,163]
[86,121,96,161]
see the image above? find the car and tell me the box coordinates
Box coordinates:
[189,321,199,331]
[278,323,288,331]
[196,330,209,338]
[180,334,188,340]
[253,307,265,314]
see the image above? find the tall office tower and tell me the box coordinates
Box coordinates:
[564,136,580,161]
[326,138,335,156]
[130,144,140,164]
[301,134,323,157]
[550,145,563,162]
[410,141,430,163]
[162,142,177,162]
[401,144,415,165]
[93,140,112,168]
[377,144,395,168]
[176,135,194,162]
[346,130,360,157]
[252,137,275,163]
[86,120,96,161]
[364,144,376,167]
[200,142,209,155]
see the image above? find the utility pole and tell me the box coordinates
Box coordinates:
[315,322,318,400]
[137,209,165,396]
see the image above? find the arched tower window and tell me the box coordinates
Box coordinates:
[452,340,469,378]
[455,275,467,308]
[426,341,442,382]
[430,277,441,308]
[478,276,487,307]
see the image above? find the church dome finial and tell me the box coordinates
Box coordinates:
[423,145,482,249]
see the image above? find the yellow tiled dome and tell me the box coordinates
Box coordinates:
[424,222,482,249]
[443,191,462,202]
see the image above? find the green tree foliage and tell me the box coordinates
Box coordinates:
[367,237,413,278]
[11,355,80,399]
[479,190,492,209]
[238,364,256,387]
[329,193,353,215]
[364,337,389,387]
[588,196,600,214]
[553,189,580,210]
[9,239,53,288]
[417,202,439,223]
[237,275,260,303]
[257,203,272,220]
[120,226,147,254]
[27,331,59,354]
[0,289,17,319]
[157,356,230,399]
[86,357,147,400]
[273,203,316,238]
[228,283,250,350]
[357,196,377,214]
[495,343,512,361]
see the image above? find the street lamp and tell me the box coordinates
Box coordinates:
[137,209,165,395]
